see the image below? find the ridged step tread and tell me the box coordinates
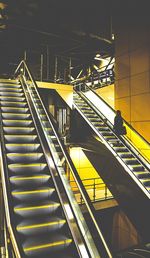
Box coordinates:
[14,201,60,218]
[8,163,47,173]
[5,143,40,152]
[4,134,37,143]
[7,153,44,162]
[0,101,27,107]
[12,187,55,201]
[17,217,66,235]
[10,174,50,186]
[23,234,72,256]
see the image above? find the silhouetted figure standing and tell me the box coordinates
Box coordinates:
[113,110,124,136]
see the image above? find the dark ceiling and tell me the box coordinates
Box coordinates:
[0,0,115,79]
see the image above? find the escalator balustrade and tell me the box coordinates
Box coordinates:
[0,82,79,257]
[73,92,150,194]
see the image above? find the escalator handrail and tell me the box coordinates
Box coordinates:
[15,60,112,258]
[85,84,150,150]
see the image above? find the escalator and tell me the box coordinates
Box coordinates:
[0,61,113,258]
[73,88,150,241]
[0,81,80,257]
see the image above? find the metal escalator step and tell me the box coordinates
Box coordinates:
[3,127,35,134]
[10,174,50,186]
[122,158,139,165]
[104,135,116,140]
[117,152,133,158]
[140,178,150,185]
[0,92,24,97]
[134,171,150,179]
[0,96,25,101]
[3,119,33,126]
[7,153,44,162]
[2,113,31,119]
[113,147,129,152]
[14,201,60,217]
[6,143,40,152]
[130,164,145,171]
[12,187,55,201]
[0,87,22,92]
[4,134,37,143]
[23,235,72,256]
[8,163,47,173]
[100,132,114,136]
[17,217,66,236]
[1,107,29,113]
[0,101,27,107]
[0,83,20,88]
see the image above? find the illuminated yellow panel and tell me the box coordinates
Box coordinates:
[70,147,99,180]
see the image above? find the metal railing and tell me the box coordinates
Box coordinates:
[69,177,113,204]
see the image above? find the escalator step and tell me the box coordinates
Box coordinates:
[23,235,72,256]
[122,158,139,165]
[3,119,33,126]
[8,163,47,173]
[2,112,31,119]
[12,187,55,201]
[17,217,66,236]
[0,87,22,92]
[10,174,50,186]
[117,152,133,158]
[0,101,27,107]
[4,134,37,143]
[6,143,40,152]
[130,165,145,171]
[0,92,24,97]
[7,153,44,163]
[134,171,150,179]
[3,127,35,134]
[0,96,25,101]
[1,107,29,113]
[14,201,60,217]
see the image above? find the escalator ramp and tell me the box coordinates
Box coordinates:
[74,92,150,194]
[0,82,78,257]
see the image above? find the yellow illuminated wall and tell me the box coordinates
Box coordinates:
[70,147,99,180]
[95,84,115,108]
[114,15,150,160]
[36,81,73,109]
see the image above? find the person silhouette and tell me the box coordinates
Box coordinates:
[113,110,124,136]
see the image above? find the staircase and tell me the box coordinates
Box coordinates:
[0,81,79,257]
